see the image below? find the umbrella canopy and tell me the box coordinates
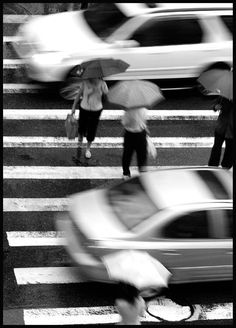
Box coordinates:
[102,250,172,291]
[197,68,233,100]
[71,58,129,79]
[107,80,165,109]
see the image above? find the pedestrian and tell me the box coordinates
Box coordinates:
[115,282,146,325]
[208,95,233,169]
[121,107,149,179]
[71,77,108,159]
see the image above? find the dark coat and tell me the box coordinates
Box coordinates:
[215,97,233,139]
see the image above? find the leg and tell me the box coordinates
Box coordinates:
[122,130,134,177]
[85,110,102,158]
[221,138,233,169]
[78,108,89,143]
[135,131,147,173]
[208,131,225,167]
[86,110,102,143]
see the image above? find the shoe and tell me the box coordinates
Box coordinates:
[85,149,91,159]
[123,174,131,180]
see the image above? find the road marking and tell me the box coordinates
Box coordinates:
[3,136,217,148]
[3,82,191,92]
[3,59,26,68]
[3,109,217,120]
[3,15,41,23]
[24,306,120,325]
[3,83,45,93]
[14,267,84,285]
[147,298,232,322]
[6,231,232,250]
[3,165,206,180]
[3,36,22,43]
[23,300,232,324]
[7,231,66,246]
[3,198,70,212]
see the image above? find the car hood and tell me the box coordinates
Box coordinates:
[20,10,106,53]
[69,189,133,240]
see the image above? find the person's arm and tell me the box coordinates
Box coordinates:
[71,88,82,114]
[102,81,108,94]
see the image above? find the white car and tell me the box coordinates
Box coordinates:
[56,167,232,294]
[14,3,232,90]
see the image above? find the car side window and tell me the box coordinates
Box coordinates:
[220,15,232,34]
[131,17,203,47]
[163,211,209,238]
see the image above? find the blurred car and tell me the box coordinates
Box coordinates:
[13,4,232,90]
[56,167,232,293]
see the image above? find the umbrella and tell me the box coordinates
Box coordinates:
[102,250,172,291]
[197,68,233,100]
[71,58,130,79]
[107,80,165,109]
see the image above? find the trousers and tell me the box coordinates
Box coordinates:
[208,131,233,169]
[78,107,102,142]
[122,129,147,176]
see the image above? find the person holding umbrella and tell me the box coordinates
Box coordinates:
[115,282,145,325]
[107,80,164,179]
[198,67,233,169]
[71,76,108,159]
[67,58,129,159]
[208,95,233,169]
[102,250,171,324]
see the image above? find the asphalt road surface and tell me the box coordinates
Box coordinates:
[3,4,233,326]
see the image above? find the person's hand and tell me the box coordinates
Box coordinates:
[213,104,222,112]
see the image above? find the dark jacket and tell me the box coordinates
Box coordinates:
[215,97,233,139]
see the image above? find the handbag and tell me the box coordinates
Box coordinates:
[65,113,78,139]
[146,135,157,159]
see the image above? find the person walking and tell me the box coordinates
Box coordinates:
[121,107,149,179]
[115,282,145,325]
[71,77,108,159]
[208,96,233,169]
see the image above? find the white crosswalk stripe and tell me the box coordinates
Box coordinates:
[3,165,206,180]
[22,301,233,325]
[3,136,217,148]
[7,231,66,246]
[3,109,218,120]
[14,267,84,285]
[3,15,41,23]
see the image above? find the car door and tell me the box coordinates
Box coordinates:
[104,14,207,80]
[212,207,233,280]
[147,209,229,283]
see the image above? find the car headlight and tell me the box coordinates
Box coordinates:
[31,52,66,65]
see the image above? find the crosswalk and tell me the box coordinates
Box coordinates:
[3,10,232,325]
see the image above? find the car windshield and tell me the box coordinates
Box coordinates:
[83,3,129,39]
[107,176,158,230]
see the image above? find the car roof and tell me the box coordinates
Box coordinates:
[141,167,232,211]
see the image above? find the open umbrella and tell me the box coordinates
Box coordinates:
[102,250,171,291]
[197,68,233,100]
[72,58,130,79]
[107,80,165,109]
